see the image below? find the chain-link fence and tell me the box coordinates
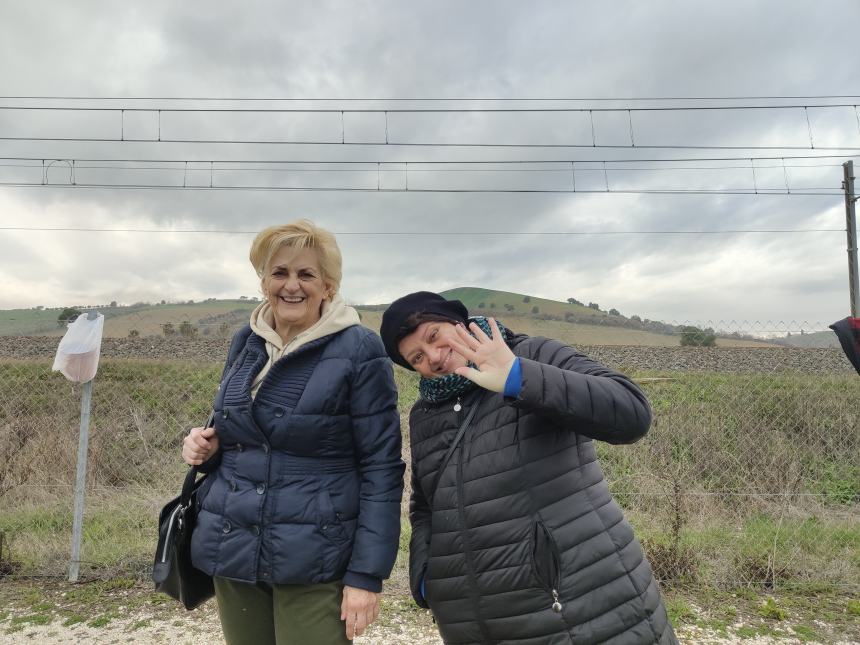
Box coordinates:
[0,316,857,596]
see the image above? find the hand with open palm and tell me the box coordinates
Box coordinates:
[450,318,517,393]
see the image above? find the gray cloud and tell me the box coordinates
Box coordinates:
[0,1,857,329]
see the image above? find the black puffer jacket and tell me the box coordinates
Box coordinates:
[408,334,677,644]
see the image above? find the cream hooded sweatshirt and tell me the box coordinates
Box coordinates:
[248,294,361,398]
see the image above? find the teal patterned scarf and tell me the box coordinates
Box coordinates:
[418,316,510,403]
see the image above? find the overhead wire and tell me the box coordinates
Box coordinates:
[3,136,859,151]
[2,94,860,101]
[0,182,842,195]
[0,103,858,112]
[0,226,844,235]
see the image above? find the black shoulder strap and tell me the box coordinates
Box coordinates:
[429,393,484,506]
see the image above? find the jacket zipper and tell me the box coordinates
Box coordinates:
[534,520,564,613]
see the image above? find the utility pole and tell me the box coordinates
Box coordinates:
[843,161,859,317]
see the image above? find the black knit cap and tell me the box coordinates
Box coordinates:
[380,291,469,370]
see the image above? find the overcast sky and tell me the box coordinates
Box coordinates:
[1,1,858,329]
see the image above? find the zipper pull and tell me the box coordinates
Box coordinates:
[453,397,462,412]
[551,589,562,613]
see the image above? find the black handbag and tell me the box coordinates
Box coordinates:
[152,415,216,609]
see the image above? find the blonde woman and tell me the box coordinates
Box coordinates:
[182,220,404,644]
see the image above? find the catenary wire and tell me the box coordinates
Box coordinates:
[3,136,860,151]
[0,182,843,195]
[1,103,859,112]
[2,94,860,101]
[0,226,843,235]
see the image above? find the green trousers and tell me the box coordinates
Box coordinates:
[214,577,351,645]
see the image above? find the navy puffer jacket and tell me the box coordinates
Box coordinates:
[409,334,677,644]
[191,324,404,592]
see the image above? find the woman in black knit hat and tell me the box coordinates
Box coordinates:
[380,291,678,645]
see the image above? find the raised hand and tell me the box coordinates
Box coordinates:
[451,318,516,393]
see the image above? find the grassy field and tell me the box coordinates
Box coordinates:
[0,358,857,592]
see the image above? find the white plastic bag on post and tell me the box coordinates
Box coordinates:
[52,313,104,383]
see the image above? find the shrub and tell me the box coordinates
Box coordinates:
[57,307,82,327]
[178,321,198,338]
[679,326,716,347]
[522,296,531,303]
[128,329,140,338]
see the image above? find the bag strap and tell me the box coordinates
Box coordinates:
[429,393,484,505]
[180,409,215,507]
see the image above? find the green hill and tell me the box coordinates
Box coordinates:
[0,288,772,347]
[439,286,606,320]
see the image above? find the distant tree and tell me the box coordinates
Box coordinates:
[489,302,496,309]
[478,302,486,309]
[179,321,198,338]
[531,306,539,314]
[522,296,531,303]
[128,329,140,338]
[109,300,117,307]
[679,326,716,347]
[567,297,582,306]
[587,302,600,311]
[162,322,176,337]
[57,307,82,327]
[630,315,641,323]
[504,303,515,312]
[239,295,248,300]
[609,308,620,316]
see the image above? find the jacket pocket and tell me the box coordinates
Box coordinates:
[318,489,350,545]
[532,520,564,613]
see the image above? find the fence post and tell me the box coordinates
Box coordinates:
[68,312,98,583]
[843,160,859,317]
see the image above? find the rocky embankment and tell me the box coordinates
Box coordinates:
[1,336,855,374]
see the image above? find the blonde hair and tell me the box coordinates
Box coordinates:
[249,219,342,295]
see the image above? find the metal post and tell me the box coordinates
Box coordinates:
[68,312,97,582]
[843,161,859,317]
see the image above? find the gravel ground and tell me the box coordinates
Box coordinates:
[1,607,857,645]
[1,335,855,374]
[1,581,857,645]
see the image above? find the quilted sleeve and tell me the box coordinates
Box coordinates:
[509,336,652,444]
[343,331,406,591]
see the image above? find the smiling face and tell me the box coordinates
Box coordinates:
[397,321,469,379]
[262,246,331,341]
